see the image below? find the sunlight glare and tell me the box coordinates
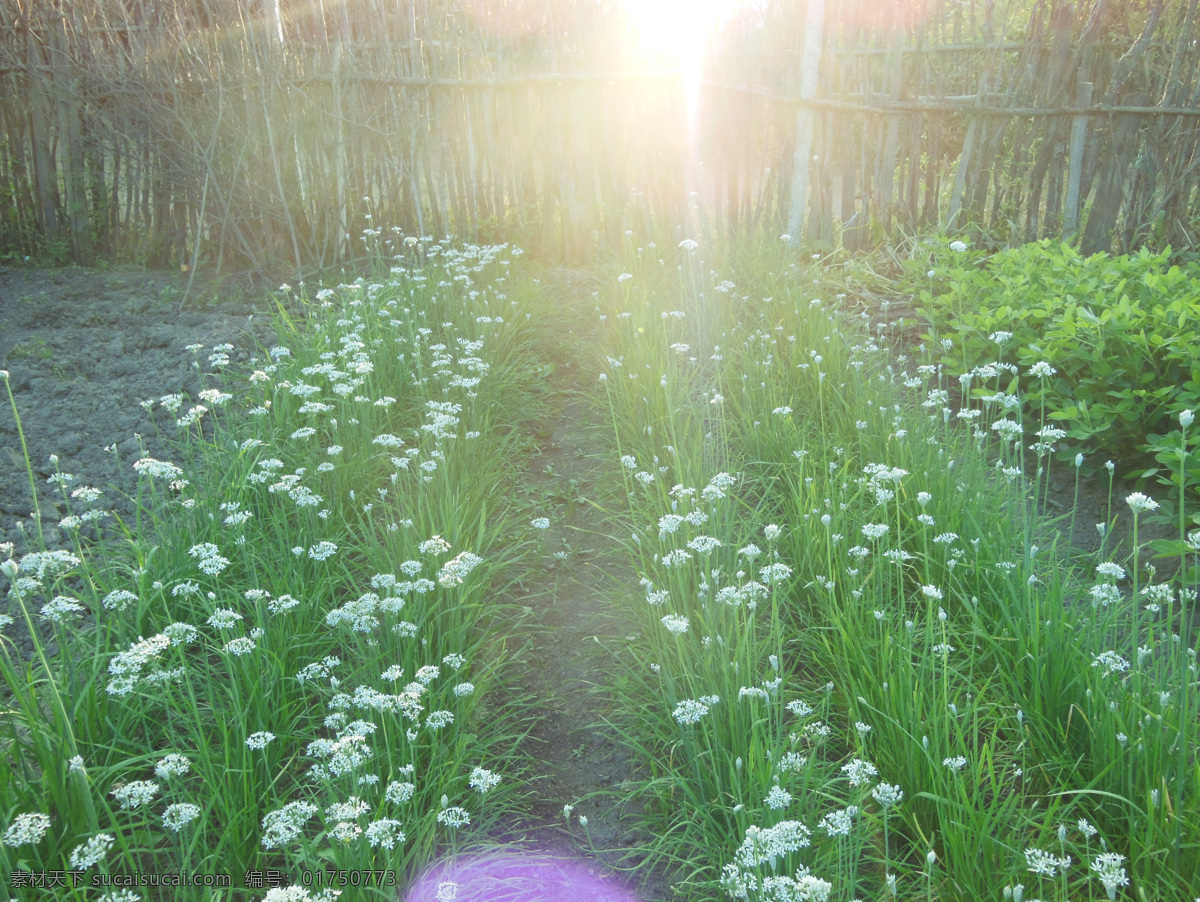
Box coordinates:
[626,0,740,104]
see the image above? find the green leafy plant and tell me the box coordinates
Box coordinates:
[910,240,1200,468]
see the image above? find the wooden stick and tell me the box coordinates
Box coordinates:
[1063,79,1092,240]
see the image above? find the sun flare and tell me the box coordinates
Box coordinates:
[625,0,741,79]
[624,0,744,128]
[626,0,736,58]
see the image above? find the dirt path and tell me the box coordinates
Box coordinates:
[498,272,667,900]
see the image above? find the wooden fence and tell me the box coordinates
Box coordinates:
[0,0,1197,273]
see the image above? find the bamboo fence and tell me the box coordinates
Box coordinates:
[0,0,1197,273]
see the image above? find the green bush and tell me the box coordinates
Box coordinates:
[909,239,1200,467]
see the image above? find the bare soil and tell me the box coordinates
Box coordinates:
[0,264,277,556]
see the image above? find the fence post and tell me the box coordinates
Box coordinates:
[786,0,824,243]
[1063,78,1092,241]
[332,42,349,261]
[1081,90,1150,254]
[946,115,976,230]
[26,19,60,246]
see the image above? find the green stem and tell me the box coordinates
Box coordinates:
[3,373,44,546]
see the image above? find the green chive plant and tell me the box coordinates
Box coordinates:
[598,232,1199,902]
[0,238,543,900]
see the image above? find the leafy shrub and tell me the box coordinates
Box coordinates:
[909,239,1200,467]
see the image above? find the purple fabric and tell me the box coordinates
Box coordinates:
[403,851,642,902]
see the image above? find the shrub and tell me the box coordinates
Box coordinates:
[910,239,1200,468]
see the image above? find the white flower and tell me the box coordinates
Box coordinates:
[246,731,276,750]
[420,535,452,555]
[112,780,159,809]
[102,589,138,612]
[208,609,243,630]
[949,240,968,252]
[162,803,202,831]
[841,758,878,787]
[469,766,501,794]
[155,754,191,780]
[1180,409,1195,429]
[132,457,184,480]
[1092,650,1130,676]
[678,239,699,251]
[366,818,406,849]
[437,551,483,587]
[672,698,711,725]
[531,517,550,529]
[760,562,792,583]
[223,637,256,656]
[386,781,415,804]
[687,535,722,554]
[942,756,968,774]
[819,806,856,836]
[1025,847,1069,877]
[1125,493,1159,514]
[436,806,470,828]
[3,812,51,846]
[69,833,114,869]
[1090,852,1128,898]
[764,785,793,810]
[426,710,454,730]
[786,699,813,717]
[872,783,903,808]
[40,595,84,622]
[307,541,339,561]
[661,614,689,635]
[1028,361,1056,378]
